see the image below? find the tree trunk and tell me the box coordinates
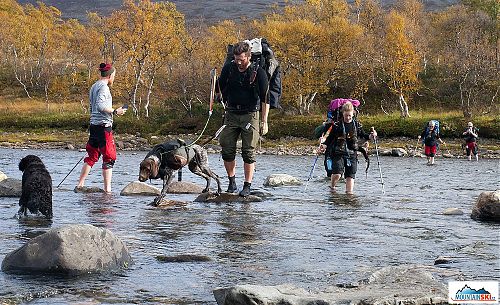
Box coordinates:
[12,48,31,98]
[459,73,472,118]
[144,73,155,118]
[131,61,144,119]
[398,93,410,118]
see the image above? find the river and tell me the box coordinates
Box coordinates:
[0,148,498,304]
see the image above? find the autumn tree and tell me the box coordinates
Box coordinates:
[161,19,240,116]
[431,5,499,117]
[381,10,421,117]
[102,0,188,118]
[256,0,365,114]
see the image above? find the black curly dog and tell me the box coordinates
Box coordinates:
[18,155,53,218]
[139,139,221,206]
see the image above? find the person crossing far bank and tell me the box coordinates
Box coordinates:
[462,121,479,161]
[75,63,127,193]
[217,41,269,197]
[418,120,444,165]
[319,101,377,194]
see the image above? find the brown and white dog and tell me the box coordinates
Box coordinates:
[139,139,221,205]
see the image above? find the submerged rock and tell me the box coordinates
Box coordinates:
[0,178,22,197]
[1,224,132,275]
[443,208,464,215]
[156,254,211,263]
[471,190,500,222]
[434,256,455,265]
[263,174,302,187]
[194,192,262,203]
[120,181,160,196]
[73,186,105,193]
[213,265,448,305]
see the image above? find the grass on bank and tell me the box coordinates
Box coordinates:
[0,99,498,143]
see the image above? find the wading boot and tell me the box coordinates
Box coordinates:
[239,182,251,197]
[226,176,237,193]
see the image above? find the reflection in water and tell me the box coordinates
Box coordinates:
[81,193,120,228]
[328,192,361,207]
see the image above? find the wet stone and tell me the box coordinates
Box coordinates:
[443,208,464,215]
[0,178,22,197]
[194,192,262,203]
[120,181,160,196]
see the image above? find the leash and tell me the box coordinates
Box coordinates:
[372,127,385,195]
[187,68,217,148]
[57,155,85,188]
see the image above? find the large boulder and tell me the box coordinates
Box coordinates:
[213,265,448,305]
[120,181,160,196]
[1,224,132,275]
[471,190,500,222]
[167,181,204,194]
[0,170,7,182]
[263,174,302,187]
[0,177,22,197]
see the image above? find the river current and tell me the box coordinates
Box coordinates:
[0,148,498,304]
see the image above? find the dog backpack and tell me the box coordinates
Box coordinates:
[421,120,440,144]
[223,38,282,109]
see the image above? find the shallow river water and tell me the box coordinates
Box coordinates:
[0,148,498,304]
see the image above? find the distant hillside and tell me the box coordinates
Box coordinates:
[16,0,459,23]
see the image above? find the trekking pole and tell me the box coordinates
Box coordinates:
[57,155,85,188]
[304,152,320,191]
[372,127,385,195]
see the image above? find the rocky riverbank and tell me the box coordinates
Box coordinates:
[0,131,499,159]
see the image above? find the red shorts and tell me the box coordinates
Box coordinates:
[466,142,477,155]
[84,125,116,169]
[424,145,437,157]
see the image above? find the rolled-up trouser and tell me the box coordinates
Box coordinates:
[219,111,259,164]
[84,124,116,169]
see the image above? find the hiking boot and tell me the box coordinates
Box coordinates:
[226,176,237,193]
[239,182,251,197]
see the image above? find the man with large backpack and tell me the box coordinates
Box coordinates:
[217,41,269,197]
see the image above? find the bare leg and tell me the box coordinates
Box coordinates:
[77,163,91,188]
[103,168,112,193]
[430,156,435,165]
[345,177,354,194]
[243,162,255,183]
[224,160,236,177]
[330,174,341,192]
[475,154,478,161]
